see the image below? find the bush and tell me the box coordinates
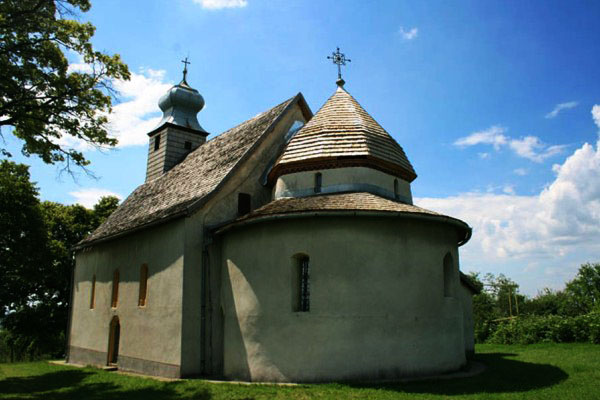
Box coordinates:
[487,312,600,345]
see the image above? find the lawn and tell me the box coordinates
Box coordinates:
[1,344,599,399]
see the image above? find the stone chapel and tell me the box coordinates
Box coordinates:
[67,58,479,381]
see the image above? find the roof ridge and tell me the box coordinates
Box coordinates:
[77,94,301,248]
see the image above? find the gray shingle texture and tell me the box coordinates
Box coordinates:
[237,192,444,220]
[80,96,297,246]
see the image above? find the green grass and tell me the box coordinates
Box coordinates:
[1,344,599,399]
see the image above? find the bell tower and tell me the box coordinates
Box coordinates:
[146,58,209,182]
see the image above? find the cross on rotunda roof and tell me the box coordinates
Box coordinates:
[327,47,351,87]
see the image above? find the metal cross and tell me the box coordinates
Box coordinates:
[181,57,191,83]
[327,47,351,86]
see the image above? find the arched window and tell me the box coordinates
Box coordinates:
[292,254,310,312]
[443,253,454,298]
[138,264,148,307]
[90,274,96,309]
[111,269,119,308]
[394,179,399,200]
[314,172,322,193]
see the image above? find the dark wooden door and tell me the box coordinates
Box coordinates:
[108,317,120,365]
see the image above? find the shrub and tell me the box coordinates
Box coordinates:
[487,312,600,345]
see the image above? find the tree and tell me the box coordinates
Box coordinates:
[0,0,130,171]
[564,263,600,315]
[1,161,119,360]
[0,160,48,313]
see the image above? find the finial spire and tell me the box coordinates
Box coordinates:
[181,57,191,85]
[327,47,351,87]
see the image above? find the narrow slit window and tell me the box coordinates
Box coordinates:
[238,193,251,216]
[111,269,119,308]
[90,274,96,309]
[292,255,310,312]
[443,253,454,298]
[314,172,322,193]
[138,264,148,307]
[154,134,161,152]
[394,179,399,200]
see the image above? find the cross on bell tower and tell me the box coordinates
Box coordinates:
[181,57,191,85]
[327,47,351,87]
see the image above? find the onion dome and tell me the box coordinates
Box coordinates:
[268,86,416,183]
[150,78,208,136]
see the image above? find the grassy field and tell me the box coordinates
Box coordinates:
[1,344,599,399]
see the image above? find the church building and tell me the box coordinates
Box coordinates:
[67,52,478,382]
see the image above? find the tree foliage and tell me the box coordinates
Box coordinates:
[0,160,119,360]
[0,0,130,170]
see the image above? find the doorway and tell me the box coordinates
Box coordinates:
[107,316,120,365]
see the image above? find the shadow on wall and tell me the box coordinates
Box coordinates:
[344,352,568,395]
[0,368,211,400]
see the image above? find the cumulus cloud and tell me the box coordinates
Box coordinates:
[58,63,172,151]
[419,133,600,294]
[545,101,578,119]
[454,126,566,163]
[423,107,600,294]
[69,188,122,208]
[194,0,247,9]
[108,68,172,147]
[592,105,600,129]
[398,26,418,40]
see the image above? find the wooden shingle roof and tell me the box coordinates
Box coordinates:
[268,86,417,183]
[78,94,303,248]
[218,192,471,245]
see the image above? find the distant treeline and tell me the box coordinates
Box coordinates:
[471,263,600,345]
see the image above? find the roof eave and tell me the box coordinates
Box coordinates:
[214,209,470,246]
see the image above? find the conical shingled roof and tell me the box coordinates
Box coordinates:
[268,86,417,183]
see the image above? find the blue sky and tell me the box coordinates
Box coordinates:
[4,0,600,295]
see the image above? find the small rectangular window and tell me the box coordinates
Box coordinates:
[314,172,322,193]
[139,264,148,307]
[154,135,161,152]
[90,275,96,309]
[111,269,119,308]
[238,193,251,216]
[184,141,192,150]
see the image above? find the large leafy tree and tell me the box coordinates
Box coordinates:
[0,0,130,170]
[0,160,48,313]
[1,160,119,360]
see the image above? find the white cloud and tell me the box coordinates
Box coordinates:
[398,26,418,40]
[509,136,568,162]
[454,126,566,163]
[592,105,600,129]
[69,188,122,208]
[513,168,528,176]
[194,0,247,9]
[478,152,490,159]
[418,116,600,294]
[108,68,172,147]
[454,125,508,150]
[423,108,600,294]
[58,64,172,151]
[545,101,578,119]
